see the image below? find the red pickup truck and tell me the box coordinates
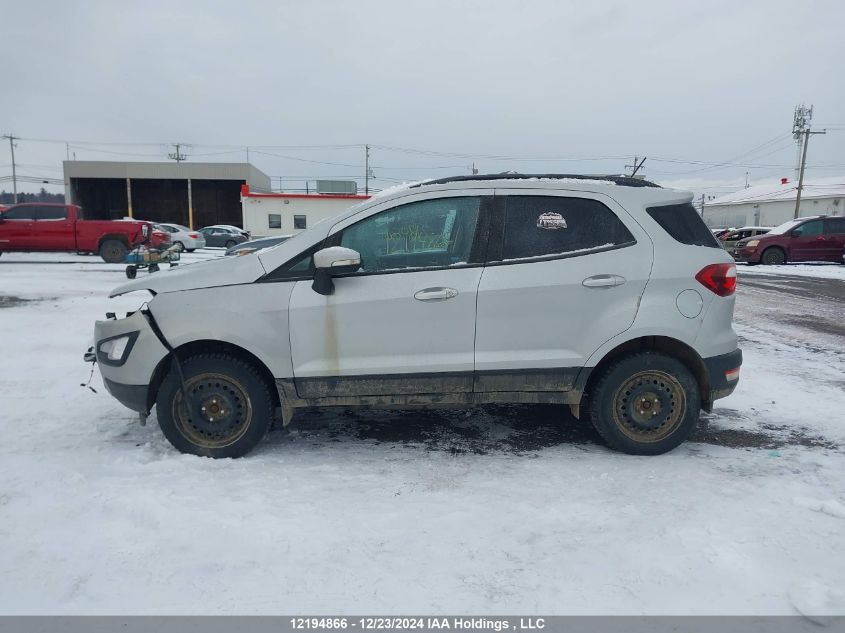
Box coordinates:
[0,203,169,263]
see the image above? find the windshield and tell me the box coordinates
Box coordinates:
[767,218,806,235]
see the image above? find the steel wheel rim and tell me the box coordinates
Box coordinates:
[172,372,253,449]
[612,370,686,443]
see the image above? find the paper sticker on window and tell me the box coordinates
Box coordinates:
[537,212,567,230]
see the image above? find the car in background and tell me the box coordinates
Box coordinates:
[225,235,291,256]
[155,223,206,252]
[711,228,733,240]
[198,226,248,248]
[719,226,772,256]
[0,205,8,213]
[207,224,250,238]
[734,215,845,265]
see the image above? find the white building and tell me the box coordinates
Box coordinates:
[702,177,845,228]
[240,185,370,237]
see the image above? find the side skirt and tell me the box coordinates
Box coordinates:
[274,371,587,426]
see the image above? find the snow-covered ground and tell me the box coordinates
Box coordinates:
[1,252,844,616]
[738,262,845,281]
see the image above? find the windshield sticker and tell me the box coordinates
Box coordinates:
[537,212,567,230]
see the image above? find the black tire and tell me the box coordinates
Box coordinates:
[155,353,274,458]
[761,247,786,265]
[185,248,196,253]
[99,239,128,263]
[125,265,137,279]
[148,263,160,273]
[225,240,237,248]
[173,241,185,252]
[589,352,700,455]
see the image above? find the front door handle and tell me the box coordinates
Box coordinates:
[582,274,626,288]
[414,287,458,302]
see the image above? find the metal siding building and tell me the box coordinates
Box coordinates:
[703,178,845,228]
[64,161,271,229]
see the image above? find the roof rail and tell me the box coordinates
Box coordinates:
[409,173,662,188]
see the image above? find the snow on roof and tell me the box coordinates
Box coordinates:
[707,177,845,206]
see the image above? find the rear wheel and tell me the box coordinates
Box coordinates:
[156,354,274,458]
[186,248,196,253]
[173,241,185,252]
[589,352,700,455]
[761,247,786,265]
[225,239,236,248]
[99,239,128,263]
[125,265,137,279]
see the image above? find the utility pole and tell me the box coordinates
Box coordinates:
[2,134,18,203]
[168,143,188,162]
[364,144,370,195]
[246,146,250,163]
[745,172,750,188]
[700,193,706,217]
[625,156,647,178]
[792,105,826,219]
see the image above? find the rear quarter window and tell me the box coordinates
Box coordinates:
[646,203,721,248]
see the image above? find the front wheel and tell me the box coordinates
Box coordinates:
[156,354,275,458]
[761,247,786,265]
[589,352,700,455]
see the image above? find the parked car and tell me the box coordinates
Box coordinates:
[155,223,206,252]
[225,235,291,256]
[92,173,741,458]
[0,203,157,262]
[207,224,250,238]
[197,226,248,248]
[711,228,734,240]
[733,215,845,265]
[719,226,772,256]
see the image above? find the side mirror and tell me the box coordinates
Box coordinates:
[312,246,361,295]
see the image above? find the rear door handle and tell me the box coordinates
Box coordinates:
[582,274,626,288]
[414,287,458,302]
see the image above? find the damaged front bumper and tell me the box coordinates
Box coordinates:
[85,309,169,415]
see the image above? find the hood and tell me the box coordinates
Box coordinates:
[109,253,267,297]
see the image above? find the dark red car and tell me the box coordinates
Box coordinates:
[733,215,845,265]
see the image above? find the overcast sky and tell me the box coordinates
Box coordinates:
[2,0,843,196]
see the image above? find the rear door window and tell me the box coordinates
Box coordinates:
[825,218,845,235]
[497,196,635,261]
[646,203,721,247]
[36,206,69,221]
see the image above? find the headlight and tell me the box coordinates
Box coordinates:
[97,332,139,365]
[745,239,760,248]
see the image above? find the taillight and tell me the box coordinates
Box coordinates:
[696,263,736,296]
[188,233,199,239]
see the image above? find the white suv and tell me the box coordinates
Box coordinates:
[90,174,742,458]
